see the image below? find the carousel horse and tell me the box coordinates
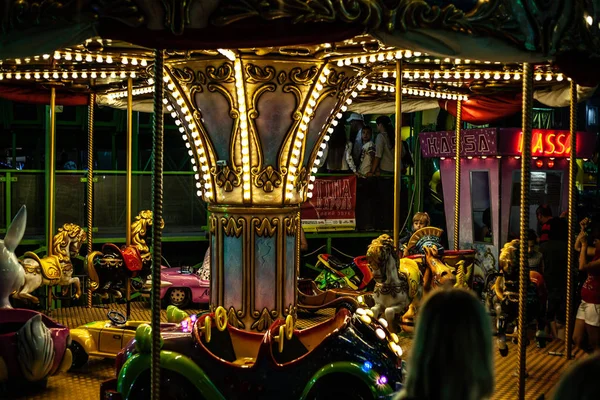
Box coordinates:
[13,222,87,304]
[87,210,164,299]
[0,206,26,308]
[366,234,457,332]
[403,226,474,290]
[485,240,547,356]
[366,234,422,333]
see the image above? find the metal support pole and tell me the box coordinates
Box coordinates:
[453,100,462,250]
[126,78,133,319]
[45,88,56,311]
[565,82,577,359]
[517,62,534,400]
[393,59,403,249]
[46,88,56,257]
[151,49,165,400]
[87,94,95,308]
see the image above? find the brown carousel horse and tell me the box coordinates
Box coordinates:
[86,210,164,299]
[486,240,548,356]
[403,227,476,290]
[13,223,87,303]
[366,234,456,333]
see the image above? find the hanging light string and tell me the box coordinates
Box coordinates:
[0,70,139,80]
[373,69,566,82]
[368,83,469,101]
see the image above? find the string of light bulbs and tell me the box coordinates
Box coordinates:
[0,70,139,80]
[368,83,469,101]
[375,69,565,82]
[162,74,213,202]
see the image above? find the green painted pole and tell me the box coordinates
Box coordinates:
[5,172,11,230]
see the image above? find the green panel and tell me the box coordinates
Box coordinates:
[55,173,86,229]
[12,172,45,236]
[0,173,5,231]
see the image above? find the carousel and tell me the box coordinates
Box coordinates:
[0,1,599,399]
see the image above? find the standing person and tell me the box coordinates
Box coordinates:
[537,205,567,244]
[321,122,355,173]
[538,206,568,340]
[573,218,600,352]
[393,288,494,400]
[347,113,365,167]
[353,125,376,231]
[368,116,396,231]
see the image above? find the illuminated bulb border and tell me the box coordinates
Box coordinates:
[306,76,369,199]
[383,69,566,82]
[0,69,139,81]
[233,57,252,201]
[107,86,154,100]
[3,51,150,67]
[369,84,468,101]
[284,65,332,201]
[163,73,213,201]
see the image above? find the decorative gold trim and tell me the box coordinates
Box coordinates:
[222,217,244,237]
[253,217,279,237]
[251,307,279,331]
[284,215,298,236]
[228,306,245,329]
[253,165,283,192]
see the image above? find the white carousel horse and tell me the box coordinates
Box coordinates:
[13,223,87,304]
[0,205,27,308]
[366,234,423,332]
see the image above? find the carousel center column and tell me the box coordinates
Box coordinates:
[163,53,367,331]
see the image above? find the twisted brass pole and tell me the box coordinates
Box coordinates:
[453,100,462,250]
[125,78,133,319]
[517,63,534,400]
[86,94,95,308]
[151,49,165,400]
[393,59,403,249]
[565,82,577,359]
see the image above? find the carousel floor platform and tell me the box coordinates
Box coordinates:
[1,302,584,400]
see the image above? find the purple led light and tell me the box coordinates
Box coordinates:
[191,314,197,322]
[377,376,388,385]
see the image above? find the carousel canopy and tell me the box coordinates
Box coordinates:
[0,0,598,120]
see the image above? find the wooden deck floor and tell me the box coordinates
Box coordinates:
[1,302,583,400]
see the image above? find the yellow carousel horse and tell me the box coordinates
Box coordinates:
[13,223,87,304]
[87,210,164,298]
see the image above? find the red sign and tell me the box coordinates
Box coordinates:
[499,128,595,158]
[301,175,356,232]
[516,131,572,156]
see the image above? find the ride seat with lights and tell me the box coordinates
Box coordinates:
[270,309,350,365]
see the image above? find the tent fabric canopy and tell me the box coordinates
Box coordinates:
[349,85,597,123]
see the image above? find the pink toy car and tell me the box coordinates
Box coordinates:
[0,308,72,388]
[143,265,210,308]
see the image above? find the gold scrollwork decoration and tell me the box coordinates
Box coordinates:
[3,0,144,33]
[326,68,346,87]
[209,215,217,234]
[254,165,282,193]
[284,216,298,236]
[170,66,195,84]
[245,64,276,83]
[284,304,297,319]
[277,71,287,85]
[294,166,308,192]
[214,165,242,192]
[228,307,245,329]
[212,0,386,30]
[251,308,280,331]
[249,83,277,119]
[253,217,279,237]
[289,66,319,85]
[206,63,235,83]
[221,217,244,238]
